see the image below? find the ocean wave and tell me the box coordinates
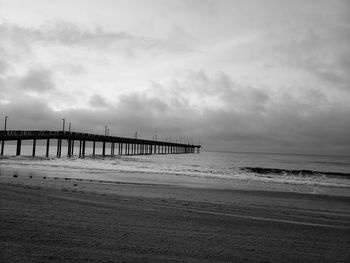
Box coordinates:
[1,154,350,189]
[241,167,350,178]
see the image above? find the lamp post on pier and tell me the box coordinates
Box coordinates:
[4,116,8,131]
[62,118,65,132]
[69,122,71,133]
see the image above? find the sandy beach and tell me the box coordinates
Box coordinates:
[2,0,350,261]
[1,172,350,263]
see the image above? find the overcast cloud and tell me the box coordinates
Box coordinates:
[0,0,349,154]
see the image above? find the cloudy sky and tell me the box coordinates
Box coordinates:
[0,0,349,154]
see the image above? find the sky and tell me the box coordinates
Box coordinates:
[0,0,349,155]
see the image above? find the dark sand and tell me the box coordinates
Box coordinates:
[1,174,350,262]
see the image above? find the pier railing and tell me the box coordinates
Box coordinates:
[0,130,201,157]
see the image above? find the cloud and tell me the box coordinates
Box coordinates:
[271,22,350,91]
[167,71,271,113]
[140,71,350,154]
[0,66,59,107]
[0,98,58,130]
[119,93,169,115]
[87,72,349,154]
[20,69,55,92]
[1,73,349,155]
[0,22,193,58]
[1,1,349,155]
[88,94,108,108]
[0,59,9,75]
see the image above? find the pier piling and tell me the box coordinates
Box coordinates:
[46,139,50,157]
[1,140,4,155]
[71,140,74,156]
[16,139,21,156]
[32,139,36,157]
[67,140,71,157]
[56,139,62,157]
[79,140,82,157]
[82,140,86,157]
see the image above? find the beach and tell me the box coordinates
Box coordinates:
[2,0,350,261]
[1,171,350,262]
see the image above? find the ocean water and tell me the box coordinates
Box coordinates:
[1,143,349,195]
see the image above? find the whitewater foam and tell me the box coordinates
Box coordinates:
[1,152,349,190]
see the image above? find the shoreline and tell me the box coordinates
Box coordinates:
[1,165,350,197]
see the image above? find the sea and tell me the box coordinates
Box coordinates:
[1,143,350,196]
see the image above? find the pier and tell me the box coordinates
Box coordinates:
[0,130,201,157]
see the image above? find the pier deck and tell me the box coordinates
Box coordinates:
[0,130,201,157]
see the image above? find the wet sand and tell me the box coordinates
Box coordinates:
[1,174,350,262]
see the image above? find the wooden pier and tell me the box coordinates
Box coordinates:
[0,130,201,157]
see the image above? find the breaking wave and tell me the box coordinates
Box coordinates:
[241,167,350,178]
